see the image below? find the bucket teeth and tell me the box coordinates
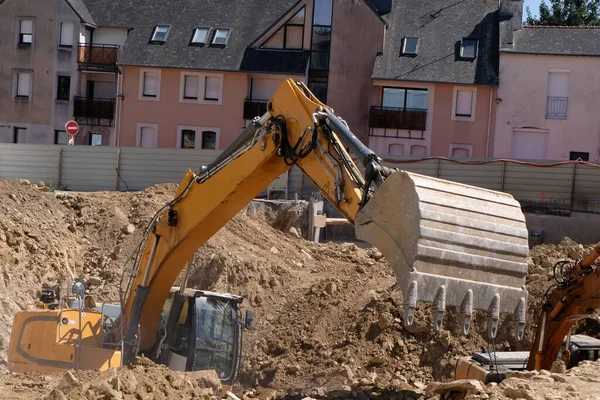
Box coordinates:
[403,280,418,326]
[488,294,501,340]
[460,290,474,335]
[432,285,446,332]
[515,296,526,340]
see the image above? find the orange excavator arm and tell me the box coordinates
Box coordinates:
[527,242,600,370]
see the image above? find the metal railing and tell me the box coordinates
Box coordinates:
[77,44,119,72]
[369,106,427,131]
[243,99,268,120]
[546,96,568,120]
[73,97,116,120]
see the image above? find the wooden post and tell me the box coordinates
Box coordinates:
[307,198,324,242]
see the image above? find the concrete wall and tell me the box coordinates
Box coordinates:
[525,212,600,245]
[118,67,249,148]
[328,0,384,145]
[431,84,497,157]
[494,53,600,161]
[0,0,57,142]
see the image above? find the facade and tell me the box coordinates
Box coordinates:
[368,0,500,158]
[494,2,600,161]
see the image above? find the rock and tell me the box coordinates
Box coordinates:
[389,378,414,391]
[550,373,568,382]
[439,330,451,348]
[255,388,278,400]
[45,389,68,400]
[358,377,372,387]
[119,369,138,394]
[368,356,385,365]
[187,370,222,393]
[527,257,535,273]
[88,276,102,286]
[18,179,31,185]
[503,387,538,400]
[325,282,337,295]
[8,193,17,201]
[377,314,392,330]
[289,227,300,238]
[287,364,301,374]
[270,246,280,255]
[92,381,123,400]
[426,379,484,396]
[550,360,567,374]
[506,370,538,379]
[371,250,383,261]
[122,224,135,234]
[58,370,81,389]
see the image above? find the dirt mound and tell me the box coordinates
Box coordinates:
[1,178,600,398]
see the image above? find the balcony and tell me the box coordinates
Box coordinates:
[74,97,115,126]
[243,99,268,120]
[546,96,568,120]
[368,106,427,132]
[77,44,119,72]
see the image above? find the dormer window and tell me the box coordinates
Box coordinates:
[460,38,478,60]
[401,37,419,56]
[150,25,170,44]
[211,28,231,46]
[190,28,210,46]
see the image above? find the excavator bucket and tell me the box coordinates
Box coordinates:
[355,171,529,340]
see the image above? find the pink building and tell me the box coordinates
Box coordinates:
[494,2,600,161]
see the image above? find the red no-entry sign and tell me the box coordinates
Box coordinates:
[65,120,79,135]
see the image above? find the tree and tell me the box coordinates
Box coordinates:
[525,0,600,26]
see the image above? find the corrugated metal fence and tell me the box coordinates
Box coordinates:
[2,144,600,215]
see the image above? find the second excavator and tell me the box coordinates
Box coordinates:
[7,79,531,387]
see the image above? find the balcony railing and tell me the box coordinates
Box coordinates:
[244,99,268,120]
[368,106,427,131]
[546,96,568,120]
[77,44,119,72]
[74,97,115,120]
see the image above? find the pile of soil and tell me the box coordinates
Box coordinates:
[0,178,599,399]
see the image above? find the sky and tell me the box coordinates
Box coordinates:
[524,0,544,20]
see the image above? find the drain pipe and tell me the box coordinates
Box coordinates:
[115,67,124,146]
[485,87,494,158]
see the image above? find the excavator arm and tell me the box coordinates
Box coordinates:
[527,243,600,370]
[118,79,531,364]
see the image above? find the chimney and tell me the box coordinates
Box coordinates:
[499,0,523,49]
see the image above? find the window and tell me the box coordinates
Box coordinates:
[55,130,69,145]
[59,22,73,46]
[202,131,217,149]
[204,76,220,101]
[310,27,331,69]
[14,128,26,143]
[211,29,231,46]
[150,25,170,43]
[382,87,428,111]
[455,90,473,117]
[89,133,102,146]
[308,81,328,103]
[181,129,196,148]
[261,8,305,50]
[570,152,589,161]
[451,87,477,121]
[388,144,404,156]
[546,71,569,120]
[460,38,478,60]
[57,76,70,101]
[401,37,419,56]
[140,70,160,99]
[190,28,210,46]
[183,75,199,99]
[313,0,333,26]
[19,20,33,45]
[411,145,427,156]
[137,124,158,148]
[15,72,31,99]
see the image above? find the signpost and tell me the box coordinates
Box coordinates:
[65,120,79,145]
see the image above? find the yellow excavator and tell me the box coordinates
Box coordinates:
[455,243,600,383]
[7,80,531,389]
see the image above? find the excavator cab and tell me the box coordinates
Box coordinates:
[156,287,246,388]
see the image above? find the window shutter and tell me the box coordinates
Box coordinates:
[184,75,199,99]
[452,148,469,157]
[17,73,30,97]
[144,72,158,96]
[548,72,569,97]
[60,23,74,46]
[140,127,157,147]
[204,76,220,100]
[455,90,473,116]
[388,144,404,156]
[21,20,33,34]
[410,145,426,156]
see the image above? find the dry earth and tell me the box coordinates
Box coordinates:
[0,179,599,399]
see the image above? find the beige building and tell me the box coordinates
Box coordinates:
[494,2,600,161]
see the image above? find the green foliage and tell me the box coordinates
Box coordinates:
[525,0,600,26]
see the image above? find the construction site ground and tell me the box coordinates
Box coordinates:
[0,179,599,399]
